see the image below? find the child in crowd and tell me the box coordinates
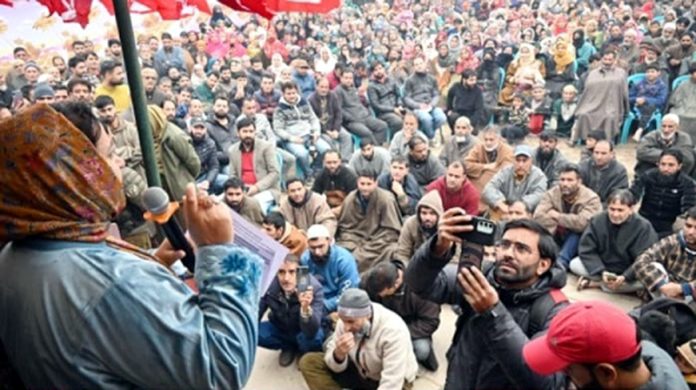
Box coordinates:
[549,84,578,138]
[580,129,607,160]
[507,93,530,130]
[528,83,554,135]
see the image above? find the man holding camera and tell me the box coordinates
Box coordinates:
[405,210,568,389]
[259,255,325,367]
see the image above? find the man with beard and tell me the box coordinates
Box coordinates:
[407,136,446,188]
[336,169,403,271]
[247,57,264,91]
[572,50,629,142]
[394,190,443,266]
[483,145,548,216]
[309,78,354,162]
[631,41,668,76]
[367,61,405,134]
[66,78,93,103]
[254,73,281,119]
[67,55,88,82]
[635,114,694,177]
[228,117,281,213]
[465,125,515,213]
[618,29,641,69]
[94,95,143,176]
[631,149,696,237]
[405,213,569,389]
[635,206,696,302]
[141,67,166,106]
[213,66,235,99]
[349,138,391,176]
[377,156,423,216]
[335,68,390,144]
[154,32,185,76]
[207,96,238,171]
[195,71,218,106]
[666,32,696,82]
[258,253,324,367]
[262,212,308,257]
[403,56,447,140]
[656,22,679,53]
[189,118,225,194]
[426,161,480,215]
[533,131,568,188]
[280,178,337,236]
[579,140,629,205]
[439,116,478,167]
[601,24,624,52]
[534,164,602,268]
[388,112,428,158]
[299,288,418,390]
[446,69,487,130]
[524,300,687,390]
[669,64,696,140]
[94,61,130,114]
[573,190,657,293]
[362,261,441,371]
[313,151,358,214]
[299,224,360,318]
[221,177,264,226]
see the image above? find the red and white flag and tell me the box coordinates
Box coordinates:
[218,0,275,19]
[269,0,340,14]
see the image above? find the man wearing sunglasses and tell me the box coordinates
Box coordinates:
[405,209,568,389]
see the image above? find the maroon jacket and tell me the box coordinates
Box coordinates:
[426,176,480,215]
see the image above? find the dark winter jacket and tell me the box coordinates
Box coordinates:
[374,274,441,340]
[258,275,324,338]
[206,115,238,165]
[403,72,439,109]
[405,236,568,390]
[631,168,696,235]
[309,91,342,132]
[367,77,402,115]
[446,83,487,126]
[192,134,220,184]
[335,84,371,123]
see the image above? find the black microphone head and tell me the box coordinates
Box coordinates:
[142,187,171,215]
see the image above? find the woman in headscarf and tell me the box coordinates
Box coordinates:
[267,53,287,79]
[498,43,546,106]
[147,105,201,203]
[573,28,597,75]
[0,103,263,387]
[545,37,578,100]
[429,41,455,95]
[477,47,503,115]
[205,21,231,61]
[455,46,481,74]
[314,45,337,76]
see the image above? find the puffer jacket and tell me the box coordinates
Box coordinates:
[272,96,321,141]
[367,77,402,115]
[192,134,220,184]
[403,72,439,109]
[334,84,371,123]
[631,168,696,235]
[405,235,569,390]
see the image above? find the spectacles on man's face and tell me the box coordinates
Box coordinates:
[495,239,534,256]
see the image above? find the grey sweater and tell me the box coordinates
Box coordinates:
[482,165,548,211]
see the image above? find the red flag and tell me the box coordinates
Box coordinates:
[37,0,94,27]
[0,0,12,7]
[218,0,275,19]
[268,0,340,13]
[136,0,183,19]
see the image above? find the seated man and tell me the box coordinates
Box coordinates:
[668,63,696,140]
[300,225,360,317]
[312,151,358,214]
[348,137,391,176]
[363,262,441,371]
[635,114,694,177]
[403,56,447,139]
[465,125,514,212]
[189,117,226,194]
[523,300,687,390]
[407,136,446,189]
[299,289,418,390]
[534,164,602,268]
[367,61,405,135]
[336,169,402,271]
[262,211,308,257]
[253,72,281,119]
[405,215,568,389]
[259,254,324,366]
[579,140,629,205]
[335,68,389,144]
[631,149,696,237]
[228,117,281,212]
[573,189,658,293]
[426,161,480,214]
[533,131,568,188]
[394,190,443,267]
[634,205,696,301]
[221,177,265,226]
[280,178,337,236]
[439,116,478,168]
[377,156,423,217]
[273,81,329,179]
[446,69,487,129]
[482,145,548,217]
[388,111,427,158]
[629,64,668,140]
[308,77,354,161]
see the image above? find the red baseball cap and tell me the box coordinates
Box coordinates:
[523,300,641,376]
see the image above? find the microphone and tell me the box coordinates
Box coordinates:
[142,187,196,272]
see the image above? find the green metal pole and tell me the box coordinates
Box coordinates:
[113,0,161,187]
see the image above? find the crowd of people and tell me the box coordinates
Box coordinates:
[6,0,696,388]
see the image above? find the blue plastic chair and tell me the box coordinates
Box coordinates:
[619,74,664,144]
[673,75,690,90]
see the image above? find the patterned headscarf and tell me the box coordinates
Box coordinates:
[0,105,125,242]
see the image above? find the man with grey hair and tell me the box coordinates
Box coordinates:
[299,288,418,390]
[635,113,694,177]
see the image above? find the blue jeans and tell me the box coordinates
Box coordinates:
[414,107,447,139]
[557,232,581,268]
[283,138,331,179]
[258,321,324,353]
